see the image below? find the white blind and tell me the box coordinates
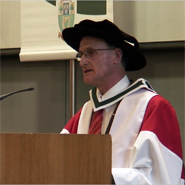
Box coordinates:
[19,0,113,62]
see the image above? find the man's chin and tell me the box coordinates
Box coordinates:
[83,78,94,86]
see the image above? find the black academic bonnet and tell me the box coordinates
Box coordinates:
[62,19,146,71]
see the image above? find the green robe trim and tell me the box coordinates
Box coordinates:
[90,78,154,110]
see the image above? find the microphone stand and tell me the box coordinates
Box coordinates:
[0,87,34,101]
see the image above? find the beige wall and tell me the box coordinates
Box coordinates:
[114,1,185,42]
[1,1,184,159]
[1,1,184,48]
[0,1,21,48]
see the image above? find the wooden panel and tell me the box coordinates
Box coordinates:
[0,133,111,184]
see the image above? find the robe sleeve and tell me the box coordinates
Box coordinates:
[112,95,184,185]
[60,108,82,134]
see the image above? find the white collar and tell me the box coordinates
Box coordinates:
[97,75,130,102]
[89,77,155,111]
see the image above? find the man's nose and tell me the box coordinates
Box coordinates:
[79,55,89,66]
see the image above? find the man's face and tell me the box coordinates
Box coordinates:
[78,36,116,88]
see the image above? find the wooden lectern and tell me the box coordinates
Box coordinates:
[0,133,112,184]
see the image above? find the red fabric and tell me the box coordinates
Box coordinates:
[88,110,103,134]
[64,108,82,134]
[63,95,184,180]
[140,95,184,179]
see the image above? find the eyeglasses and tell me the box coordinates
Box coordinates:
[76,48,115,61]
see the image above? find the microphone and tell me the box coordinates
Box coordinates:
[0,87,34,101]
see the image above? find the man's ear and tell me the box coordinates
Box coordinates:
[114,48,122,64]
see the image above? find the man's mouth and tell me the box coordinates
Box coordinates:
[84,69,93,73]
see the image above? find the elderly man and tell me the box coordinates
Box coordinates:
[60,19,184,184]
